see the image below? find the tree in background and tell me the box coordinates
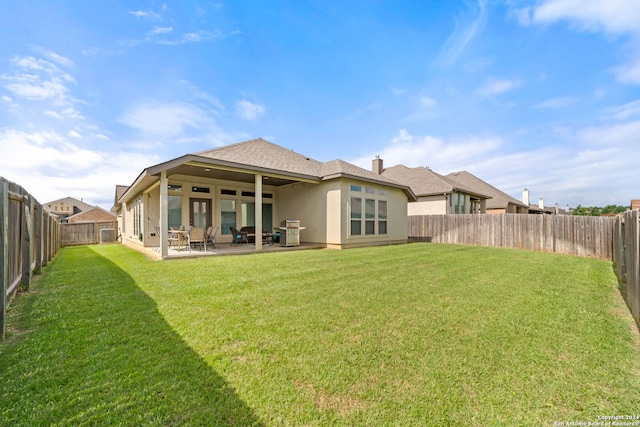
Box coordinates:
[572,205,627,216]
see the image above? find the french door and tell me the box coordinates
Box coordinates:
[189,198,211,229]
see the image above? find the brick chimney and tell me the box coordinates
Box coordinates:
[372,155,383,174]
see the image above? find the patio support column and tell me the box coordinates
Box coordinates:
[255,174,263,250]
[160,170,168,258]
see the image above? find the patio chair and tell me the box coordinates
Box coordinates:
[205,226,218,248]
[190,226,206,251]
[167,227,180,250]
[230,226,248,245]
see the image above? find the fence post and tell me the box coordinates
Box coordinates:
[1,180,8,339]
[21,194,33,291]
[34,203,42,275]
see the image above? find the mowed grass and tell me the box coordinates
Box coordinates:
[2,243,640,426]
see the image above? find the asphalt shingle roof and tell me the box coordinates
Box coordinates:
[194,138,324,177]
[194,138,407,187]
[381,165,484,197]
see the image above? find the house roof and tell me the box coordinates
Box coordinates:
[43,196,94,213]
[111,185,129,212]
[67,206,117,222]
[444,171,529,210]
[117,138,416,204]
[381,165,490,199]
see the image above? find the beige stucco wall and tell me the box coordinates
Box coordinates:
[408,195,448,215]
[278,179,408,248]
[121,174,409,249]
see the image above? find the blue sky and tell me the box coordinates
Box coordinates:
[1,0,639,210]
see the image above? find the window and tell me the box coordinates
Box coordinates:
[192,186,210,193]
[452,192,467,214]
[365,199,375,235]
[168,196,182,229]
[221,200,237,235]
[350,196,362,236]
[350,184,388,237]
[241,202,274,232]
[131,196,142,238]
[378,200,387,234]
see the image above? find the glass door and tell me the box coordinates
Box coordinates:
[189,198,211,229]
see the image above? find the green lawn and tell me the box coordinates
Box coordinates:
[2,243,640,426]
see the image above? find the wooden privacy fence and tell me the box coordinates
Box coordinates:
[408,214,616,259]
[613,210,640,324]
[62,221,117,246]
[1,177,62,339]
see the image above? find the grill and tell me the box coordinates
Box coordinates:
[277,220,304,247]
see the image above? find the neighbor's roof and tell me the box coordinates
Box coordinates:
[43,196,94,212]
[381,165,490,199]
[67,206,116,222]
[444,171,529,210]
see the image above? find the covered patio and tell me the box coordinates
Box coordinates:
[113,138,415,258]
[132,240,324,261]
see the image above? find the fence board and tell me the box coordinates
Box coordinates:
[408,214,615,259]
[623,210,640,323]
[0,177,62,339]
[62,221,116,246]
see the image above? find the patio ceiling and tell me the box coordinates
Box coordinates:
[167,163,307,187]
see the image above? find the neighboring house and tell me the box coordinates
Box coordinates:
[632,200,640,211]
[44,197,95,223]
[443,171,529,214]
[113,138,416,257]
[375,160,490,215]
[66,206,117,224]
[521,189,560,215]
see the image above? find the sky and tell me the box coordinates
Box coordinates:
[1,0,639,211]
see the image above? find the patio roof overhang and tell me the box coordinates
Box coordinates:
[118,154,320,205]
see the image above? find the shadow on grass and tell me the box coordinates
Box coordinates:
[0,246,264,426]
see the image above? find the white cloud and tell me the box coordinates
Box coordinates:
[612,58,640,85]
[35,48,75,69]
[533,96,577,109]
[419,96,437,108]
[477,78,521,96]
[516,0,640,86]
[524,0,640,35]
[434,0,488,68]
[350,114,640,207]
[0,128,160,208]
[129,10,161,20]
[1,53,80,114]
[119,101,219,138]
[606,99,640,120]
[351,129,502,172]
[403,96,439,122]
[156,30,223,45]
[69,130,82,138]
[234,100,265,121]
[0,129,100,171]
[149,27,173,35]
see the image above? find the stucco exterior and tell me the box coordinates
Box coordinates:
[407,195,448,215]
[114,139,415,255]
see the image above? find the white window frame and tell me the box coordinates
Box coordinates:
[349,183,388,237]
